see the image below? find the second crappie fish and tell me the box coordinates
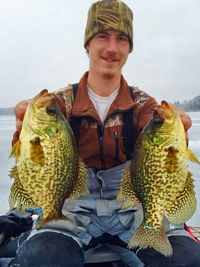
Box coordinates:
[117,101,200,256]
[9,90,89,228]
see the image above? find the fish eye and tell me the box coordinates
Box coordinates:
[153,119,163,126]
[46,107,56,115]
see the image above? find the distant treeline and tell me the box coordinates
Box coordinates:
[0,107,15,115]
[174,95,200,112]
[1,96,200,115]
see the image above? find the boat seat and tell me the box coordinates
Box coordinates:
[86,245,122,263]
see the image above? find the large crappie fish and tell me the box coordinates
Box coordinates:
[9,89,88,228]
[117,101,200,256]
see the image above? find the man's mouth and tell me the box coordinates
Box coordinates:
[103,57,117,62]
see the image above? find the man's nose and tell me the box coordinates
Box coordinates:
[106,38,118,53]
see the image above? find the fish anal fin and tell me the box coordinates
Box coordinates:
[128,223,172,257]
[117,163,140,209]
[69,158,89,199]
[165,171,196,224]
[186,148,200,164]
[9,178,36,212]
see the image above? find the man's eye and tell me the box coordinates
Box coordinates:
[119,37,127,42]
[98,35,107,39]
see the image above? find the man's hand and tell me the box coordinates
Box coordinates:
[12,99,31,147]
[169,103,192,145]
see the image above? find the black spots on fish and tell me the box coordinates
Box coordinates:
[30,137,45,166]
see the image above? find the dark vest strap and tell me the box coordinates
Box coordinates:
[72,83,79,98]
[70,83,81,145]
[123,86,135,161]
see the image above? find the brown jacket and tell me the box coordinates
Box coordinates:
[56,72,191,170]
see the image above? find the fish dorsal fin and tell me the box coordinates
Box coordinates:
[186,148,200,164]
[9,166,18,179]
[69,158,89,199]
[117,163,140,209]
[9,141,21,164]
[9,177,36,211]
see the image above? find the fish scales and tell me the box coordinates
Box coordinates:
[117,100,200,256]
[9,89,88,228]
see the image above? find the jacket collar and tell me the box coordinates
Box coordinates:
[72,71,135,118]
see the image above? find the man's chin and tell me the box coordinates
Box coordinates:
[101,70,118,80]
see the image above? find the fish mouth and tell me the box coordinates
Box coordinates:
[154,100,173,120]
[156,100,171,111]
[30,89,57,112]
[161,100,170,109]
[36,89,49,98]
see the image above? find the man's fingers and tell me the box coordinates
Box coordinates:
[12,131,19,147]
[14,99,31,122]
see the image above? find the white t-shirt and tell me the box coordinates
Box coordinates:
[87,86,120,124]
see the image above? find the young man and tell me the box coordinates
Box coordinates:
[0,1,200,267]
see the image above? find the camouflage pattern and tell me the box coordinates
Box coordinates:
[117,101,200,256]
[84,0,133,52]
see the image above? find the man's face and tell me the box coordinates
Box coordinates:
[86,30,130,79]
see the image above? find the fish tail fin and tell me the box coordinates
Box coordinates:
[128,223,172,257]
[35,214,70,229]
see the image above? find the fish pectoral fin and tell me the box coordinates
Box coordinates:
[69,158,89,199]
[165,171,196,224]
[128,223,172,257]
[186,148,200,164]
[9,141,21,164]
[9,177,36,212]
[117,163,140,209]
[30,137,45,165]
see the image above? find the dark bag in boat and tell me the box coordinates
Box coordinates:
[0,209,34,247]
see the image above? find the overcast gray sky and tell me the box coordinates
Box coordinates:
[0,0,200,107]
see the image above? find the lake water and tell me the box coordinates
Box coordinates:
[0,113,199,227]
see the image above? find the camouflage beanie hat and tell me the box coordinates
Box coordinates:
[84,0,133,53]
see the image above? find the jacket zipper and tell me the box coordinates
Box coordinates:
[97,124,106,170]
[96,108,134,170]
[113,131,119,162]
